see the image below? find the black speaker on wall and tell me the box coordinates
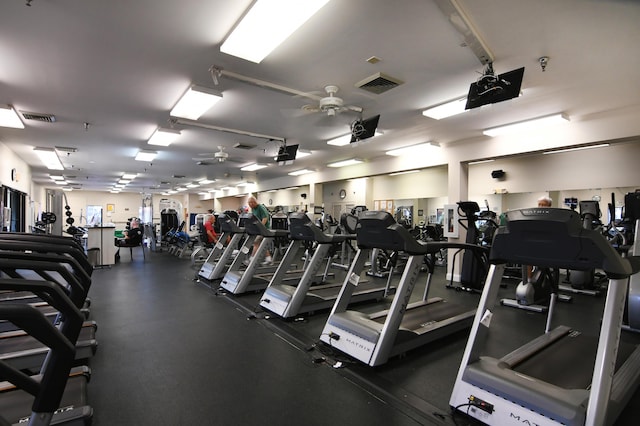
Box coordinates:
[491,169,505,179]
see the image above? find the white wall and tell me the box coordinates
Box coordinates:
[0,141,32,195]
[468,141,640,195]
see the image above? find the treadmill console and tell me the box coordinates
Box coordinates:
[492,208,630,277]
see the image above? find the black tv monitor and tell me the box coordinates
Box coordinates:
[276,144,298,165]
[465,67,524,110]
[350,114,380,143]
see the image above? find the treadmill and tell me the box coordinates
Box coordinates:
[260,211,386,318]
[219,213,290,295]
[0,278,93,425]
[0,251,97,372]
[197,213,245,283]
[449,208,640,426]
[319,210,487,366]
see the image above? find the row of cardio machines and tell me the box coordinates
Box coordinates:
[0,232,97,425]
[198,208,489,367]
[201,204,640,425]
[198,210,385,315]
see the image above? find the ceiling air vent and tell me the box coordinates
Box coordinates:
[233,143,256,150]
[355,73,404,95]
[21,111,56,122]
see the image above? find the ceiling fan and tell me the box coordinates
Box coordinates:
[300,85,363,117]
[192,146,232,164]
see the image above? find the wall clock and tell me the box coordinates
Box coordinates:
[339,189,347,199]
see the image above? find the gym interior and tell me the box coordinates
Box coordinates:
[1,1,640,425]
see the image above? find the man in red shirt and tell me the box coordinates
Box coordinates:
[203,214,218,244]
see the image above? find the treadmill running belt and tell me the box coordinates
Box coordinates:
[374,301,466,330]
[513,333,637,389]
[310,281,381,300]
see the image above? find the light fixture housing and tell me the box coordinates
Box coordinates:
[220,0,331,63]
[327,131,382,146]
[148,128,181,146]
[389,170,421,176]
[327,158,363,168]
[288,169,314,176]
[385,142,439,157]
[0,105,24,129]
[483,113,569,137]
[422,97,467,120]
[34,147,64,170]
[543,143,610,155]
[170,85,222,120]
[135,150,158,162]
[240,163,267,172]
[296,149,312,158]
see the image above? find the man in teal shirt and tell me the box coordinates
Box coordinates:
[248,196,272,264]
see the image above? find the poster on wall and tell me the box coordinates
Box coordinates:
[443,204,459,238]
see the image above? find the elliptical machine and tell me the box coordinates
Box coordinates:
[447,201,495,293]
[558,200,607,296]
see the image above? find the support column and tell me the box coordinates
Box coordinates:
[447,159,469,282]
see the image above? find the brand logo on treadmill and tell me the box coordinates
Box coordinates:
[509,413,541,425]
[19,406,75,423]
[344,337,371,352]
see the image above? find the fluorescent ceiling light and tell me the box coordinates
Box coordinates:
[285,186,299,190]
[326,134,351,146]
[135,150,157,161]
[167,190,177,194]
[483,113,570,137]
[220,186,233,191]
[240,163,267,172]
[389,170,421,176]
[122,173,137,179]
[170,85,222,120]
[327,131,382,146]
[385,142,439,157]
[199,179,215,184]
[468,159,495,165]
[176,187,188,192]
[327,158,363,168]
[296,149,312,158]
[422,97,467,120]
[109,190,121,194]
[543,143,610,155]
[54,180,67,185]
[114,184,125,188]
[186,183,200,188]
[220,0,330,63]
[288,169,314,176]
[236,181,255,187]
[49,175,65,181]
[118,179,131,184]
[198,192,208,196]
[62,187,73,192]
[148,128,181,146]
[0,105,24,129]
[34,147,64,170]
